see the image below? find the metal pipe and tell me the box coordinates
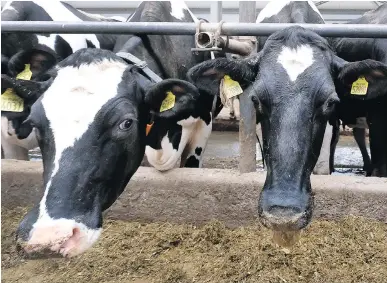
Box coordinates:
[238,1,257,174]
[218,37,254,56]
[196,33,253,56]
[2,21,387,38]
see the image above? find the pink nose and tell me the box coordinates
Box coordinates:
[17,220,102,258]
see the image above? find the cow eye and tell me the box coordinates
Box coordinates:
[118,119,133,130]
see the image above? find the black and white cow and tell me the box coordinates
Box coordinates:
[13,1,225,258]
[1,1,124,160]
[254,1,338,176]
[329,3,387,177]
[188,19,387,232]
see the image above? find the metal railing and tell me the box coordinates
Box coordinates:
[2,21,387,37]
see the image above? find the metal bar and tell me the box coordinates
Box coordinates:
[2,21,387,38]
[210,1,222,22]
[238,1,257,174]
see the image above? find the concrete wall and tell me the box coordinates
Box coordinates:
[2,160,387,227]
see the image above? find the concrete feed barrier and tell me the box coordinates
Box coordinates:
[2,160,387,227]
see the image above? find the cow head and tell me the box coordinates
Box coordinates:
[1,40,60,142]
[15,48,200,257]
[188,26,387,232]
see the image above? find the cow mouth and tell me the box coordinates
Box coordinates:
[16,242,65,260]
[258,196,314,232]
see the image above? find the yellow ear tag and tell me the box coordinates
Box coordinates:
[222,75,243,99]
[1,88,24,112]
[350,76,368,96]
[1,64,32,112]
[146,122,154,136]
[159,91,176,112]
[16,64,33,80]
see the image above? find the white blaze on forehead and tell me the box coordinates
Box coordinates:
[256,0,291,23]
[34,1,100,49]
[38,59,127,220]
[277,45,314,82]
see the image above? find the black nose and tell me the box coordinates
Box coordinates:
[258,187,313,230]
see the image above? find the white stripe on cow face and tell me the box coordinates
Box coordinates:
[277,45,314,82]
[256,0,291,23]
[34,1,100,49]
[38,59,127,221]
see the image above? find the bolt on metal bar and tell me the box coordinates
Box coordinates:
[2,21,387,38]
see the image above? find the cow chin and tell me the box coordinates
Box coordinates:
[16,218,102,258]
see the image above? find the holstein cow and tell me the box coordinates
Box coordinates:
[188,25,387,232]
[12,1,230,258]
[329,3,387,177]
[230,0,335,175]
[1,1,124,160]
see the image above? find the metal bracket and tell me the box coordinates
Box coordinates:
[191,20,226,53]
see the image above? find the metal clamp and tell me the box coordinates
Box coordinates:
[192,20,224,53]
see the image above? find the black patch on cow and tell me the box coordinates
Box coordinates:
[195,147,202,156]
[55,35,73,59]
[168,124,183,150]
[86,39,96,49]
[185,155,200,168]
[15,206,40,242]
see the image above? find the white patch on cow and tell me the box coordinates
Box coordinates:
[1,1,16,13]
[181,118,212,167]
[28,218,101,257]
[38,59,127,221]
[277,45,314,82]
[145,116,202,171]
[307,0,324,20]
[313,122,333,175]
[34,1,100,49]
[169,0,189,20]
[256,0,291,23]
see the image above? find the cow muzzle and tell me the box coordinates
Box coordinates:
[258,186,313,231]
[16,218,102,258]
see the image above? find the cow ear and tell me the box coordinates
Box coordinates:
[335,57,387,100]
[2,74,53,102]
[144,79,200,119]
[8,49,57,77]
[186,54,260,97]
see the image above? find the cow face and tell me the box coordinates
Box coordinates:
[188,26,387,232]
[15,48,199,258]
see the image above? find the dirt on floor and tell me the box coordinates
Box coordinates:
[2,207,387,283]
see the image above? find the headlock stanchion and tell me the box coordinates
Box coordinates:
[2,20,387,173]
[2,21,387,38]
